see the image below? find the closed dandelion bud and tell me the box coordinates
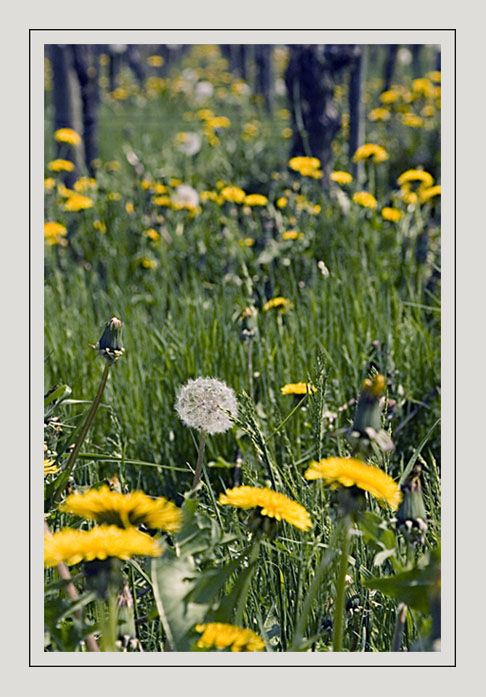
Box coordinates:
[348,374,394,453]
[97,317,124,363]
[396,465,428,544]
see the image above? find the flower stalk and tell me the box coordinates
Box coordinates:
[333,516,352,652]
[192,429,207,489]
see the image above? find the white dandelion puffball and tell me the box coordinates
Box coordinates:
[175,377,238,434]
[177,132,202,156]
[174,185,200,209]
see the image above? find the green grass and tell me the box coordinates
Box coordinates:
[44,46,441,653]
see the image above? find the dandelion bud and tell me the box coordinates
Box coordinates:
[348,374,394,453]
[396,465,428,545]
[97,317,124,363]
[175,377,238,434]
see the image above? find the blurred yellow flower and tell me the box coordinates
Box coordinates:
[282,230,303,240]
[278,108,290,119]
[282,127,293,139]
[426,70,441,83]
[144,228,160,241]
[419,185,441,203]
[74,177,97,192]
[195,623,265,652]
[421,104,435,117]
[48,159,74,172]
[402,112,424,128]
[200,190,223,204]
[352,191,377,209]
[330,171,353,185]
[44,177,55,191]
[64,194,93,211]
[152,195,172,207]
[241,238,255,247]
[93,220,107,233]
[397,169,434,188]
[380,89,399,104]
[54,128,81,146]
[139,256,159,269]
[125,202,135,214]
[263,296,292,312]
[148,55,164,67]
[153,183,168,194]
[400,186,418,205]
[353,143,388,163]
[276,196,288,208]
[107,192,121,201]
[244,194,268,206]
[368,108,390,121]
[44,525,163,567]
[207,116,230,129]
[221,186,246,204]
[304,457,402,511]
[281,382,316,395]
[219,486,312,532]
[106,160,121,172]
[44,222,67,245]
[412,78,434,98]
[381,207,404,222]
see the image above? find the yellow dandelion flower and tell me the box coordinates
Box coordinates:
[276,196,288,208]
[244,194,268,206]
[311,204,321,214]
[421,104,435,118]
[241,238,255,247]
[400,186,418,205]
[353,144,388,163]
[141,178,152,190]
[207,116,231,129]
[140,257,159,269]
[419,185,441,203]
[111,87,129,100]
[397,169,434,188]
[197,109,214,121]
[200,190,223,204]
[144,228,160,241]
[148,55,164,67]
[219,486,312,532]
[44,459,59,475]
[64,194,93,211]
[195,623,265,652]
[152,183,167,194]
[412,78,434,98]
[48,159,75,172]
[330,171,353,185]
[381,207,404,222]
[282,230,303,241]
[402,112,424,128]
[54,128,81,146]
[152,195,172,207]
[426,70,441,83]
[263,296,292,312]
[380,89,399,104]
[93,219,107,233]
[106,160,121,172]
[221,186,246,204]
[278,108,290,119]
[282,127,293,139]
[44,525,163,567]
[352,191,377,209]
[74,177,97,193]
[304,457,402,511]
[280,382,316,395]
[125,202,135,214]
[107,192,121,201]
[368,108,390,121]
[289,156,321,172]
[44,177,55,191]
[60,485,182,532]
[44,221,67,240]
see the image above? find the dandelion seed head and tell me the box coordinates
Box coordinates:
[175,377,238,434]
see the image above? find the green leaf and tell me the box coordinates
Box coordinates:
[44,384,72,408]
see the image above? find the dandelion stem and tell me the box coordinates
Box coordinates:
[44,522,100,652]
[53,363,110,505]
[333,517,352,652]
[392,602,408,651]
[192,430,207,489]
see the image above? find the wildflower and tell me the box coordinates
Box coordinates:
[152,195,172,207]
[241,238,255,247]
[282,230,303,240]
[402,112,424,128]
[263,296,292,312]
[172,185,199,211]
[219,486,312,532]
[106,160,121,172]
[111,87,129,100]
[176,132,202,156]
[304,458,402,511]
[281,382,316,395]
[44,177,55,191]
[279,108,290,119]
[61,485,182,532]
[200,190,223,204]
[44,525,163,567]
[421,104,436,118]
[206,116,230,129]
[44,221,67,246]
[96,317,124,363]
[197,109,214,121]
[412,78,434,98]
[139,256,159,269]
[107,192,121,201]
[400,186,418,205]
[54,128,81,146]
[144,228,159,241]
[44,459,59,475]
[330,171,353,185]
[242,122,258,139]
[426,70,441,83]
[125,202,135,214]
[48,159,75,172]
[396,464,428,544]
[282,127,293,138]
[195,623,265,652]
[352,191,377,209]
[244,194,268,206]
[419,185,441,203]
[221,186,246,204]
[148,55,164,67]
[276,196,288,208]
[141,178,152,190]
[397,169,434,188]
[57,183,76,198]
[175,377,238,434]
[74,177,97,192]
[93,220,107,233]
[380,89,399,104]
[353,144,388,163]
[64,194,93,211]
[369,108,390,121]
[289,156,320,172]
[381,207,404,222]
